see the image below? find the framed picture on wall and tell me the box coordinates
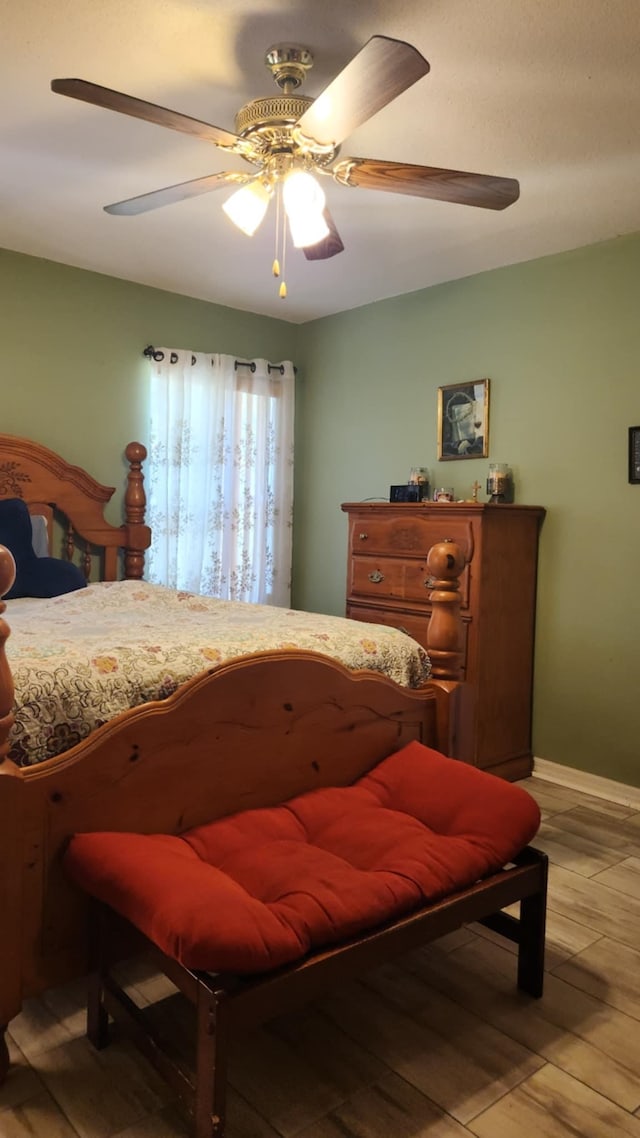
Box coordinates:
[437,379,490,460]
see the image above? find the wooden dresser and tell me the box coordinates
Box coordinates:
[341,502,545,780]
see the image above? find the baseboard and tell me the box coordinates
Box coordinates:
[533,757,640,809]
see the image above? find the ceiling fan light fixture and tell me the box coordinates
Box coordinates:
[50,34,519,296]
[282,170,325,215]
[222,181,271,236]
[282,170,329,247]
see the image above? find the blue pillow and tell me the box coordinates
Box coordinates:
[0,498,87,599]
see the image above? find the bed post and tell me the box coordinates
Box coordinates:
[0,547,16,762]
[123,442,151,580]
[425,539,465,681]
[0,547,24,1083]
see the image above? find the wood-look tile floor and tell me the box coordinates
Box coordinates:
[2,776,640,1138]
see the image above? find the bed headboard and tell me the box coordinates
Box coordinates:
[0,435,151,581]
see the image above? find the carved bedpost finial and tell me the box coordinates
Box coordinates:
[123,442,151,580]
[0,546,16,762]
[425,539,466,681]
[0,546,16,600]
[124,442,147,525]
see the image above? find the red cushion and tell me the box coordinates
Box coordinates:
[64,741,540,974]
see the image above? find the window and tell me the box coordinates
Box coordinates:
[147,349,295,605]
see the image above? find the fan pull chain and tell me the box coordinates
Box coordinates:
[279,214,287,299]
[271,181,287,299]
[272,182,281,279]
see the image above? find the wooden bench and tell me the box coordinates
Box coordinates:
[65,740,548,1138]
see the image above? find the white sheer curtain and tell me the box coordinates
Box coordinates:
[147,348,295,605]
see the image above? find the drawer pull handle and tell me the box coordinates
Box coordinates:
[424,575,436,589]
[358,532,368,541]
[368,569,385,584]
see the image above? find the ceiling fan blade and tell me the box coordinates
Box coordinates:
[51,78,252,155]
[333,157,520,210]
[104,171,254,216]
[296,36,429,149]
[303,208,345,260]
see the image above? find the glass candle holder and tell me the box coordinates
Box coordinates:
[408,467,430,500]
[432,486,455,503]
[486,463,513,503]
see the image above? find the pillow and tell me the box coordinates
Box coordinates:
[0,498,87,599]
[30,514,50,558]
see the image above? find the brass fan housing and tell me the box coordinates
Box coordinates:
[233,46,339,170]
[234,95,337,168]
[234,93,313,136]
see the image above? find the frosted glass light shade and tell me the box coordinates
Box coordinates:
[282,170,325,214]
[222,182,270,236]
[283,171,329,248]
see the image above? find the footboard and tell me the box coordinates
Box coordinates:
[0,539,469,1073]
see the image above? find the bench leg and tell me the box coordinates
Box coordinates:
[517,854,548,998]
[87,903,111,1049]
[195,977,230,1138]
[87,969,110,1050]
[0,1026,9,1084]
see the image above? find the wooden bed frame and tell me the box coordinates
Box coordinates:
[0,433,151,581]
[0,433,470,1083]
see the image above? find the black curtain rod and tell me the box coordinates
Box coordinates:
[143,345,293,375]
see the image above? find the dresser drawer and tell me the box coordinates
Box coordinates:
[349,555,428,603]
[349,514,475,562]
[349,553,470,609]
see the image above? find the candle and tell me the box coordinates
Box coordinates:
[486,463,512,503]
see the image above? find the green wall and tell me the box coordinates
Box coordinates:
[2,237,639,787]
[0,248,297,521]
[292,233,640,787]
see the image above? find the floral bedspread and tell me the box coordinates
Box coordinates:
[5,581,430,766]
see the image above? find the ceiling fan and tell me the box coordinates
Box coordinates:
[51,35,519,269]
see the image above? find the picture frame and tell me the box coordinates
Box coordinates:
[629,426,640,484]
[437,379,490,460]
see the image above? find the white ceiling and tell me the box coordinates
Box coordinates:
[3,0,640,324]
